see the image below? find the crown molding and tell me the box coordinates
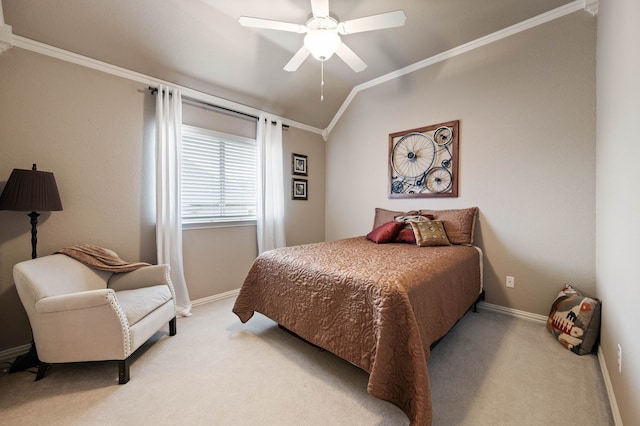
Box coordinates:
[0,0,12,54]
[584,0,599,16]
[324,0,591,136]
[10,36,324,136]
[5,0,593,141]
[0,23,11,54]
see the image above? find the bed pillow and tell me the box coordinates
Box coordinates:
[546,285,601,355]
[366,221,405,244]
[419,207,479,245]
[372,208,419,230]
[410,220,451,247]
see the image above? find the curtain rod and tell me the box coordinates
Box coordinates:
[149,87,288,128]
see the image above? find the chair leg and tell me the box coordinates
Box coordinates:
[118,358,130,384]
[35,362,49,381]
[169,317,177,336]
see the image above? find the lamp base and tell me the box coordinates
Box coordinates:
[8,341,40,373]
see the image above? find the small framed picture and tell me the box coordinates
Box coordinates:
[292,178,308,200]
[292,153,308,176]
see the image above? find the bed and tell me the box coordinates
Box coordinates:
[232,207,482,425]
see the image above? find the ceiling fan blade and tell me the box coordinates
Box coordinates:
[338,10,406,35]
[335,42,367,72]
[239,16,306,33]
[284,46,311,72]
[310,0,329,18]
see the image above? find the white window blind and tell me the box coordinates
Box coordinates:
[181,125,257,224]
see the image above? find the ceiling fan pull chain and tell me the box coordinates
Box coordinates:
[321,61,325,102]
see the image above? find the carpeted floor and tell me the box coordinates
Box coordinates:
[0,297,613,425]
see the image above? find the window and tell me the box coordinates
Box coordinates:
[181,125,257,225]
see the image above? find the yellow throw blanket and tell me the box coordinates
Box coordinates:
[56,244,151,273]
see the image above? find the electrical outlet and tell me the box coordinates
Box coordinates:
[617,344,622,373]
[506,276,515,288]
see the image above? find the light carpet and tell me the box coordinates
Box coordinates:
[0,297,613,425]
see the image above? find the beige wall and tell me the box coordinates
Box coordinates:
[0,48,326,351]
[326,12,597,316]
[1,6,634,421]
[181,103,326,300]
[180,103,259,301]
[596,0,640,424]
[283,126,326,246]
[0,48,156,350]
[182,225,258,300]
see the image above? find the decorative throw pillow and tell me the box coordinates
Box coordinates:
[394,214,435,223]
[419,207,479,245]
[366,221,405,244]
[392,214,435,244]
[394,228,417,244]
[410,220,451,247]
[372,208,419,230]
[546,285,601,355]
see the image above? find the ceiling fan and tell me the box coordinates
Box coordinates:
[239,0,406,73]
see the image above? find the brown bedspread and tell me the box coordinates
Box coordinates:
[233,237,482,425]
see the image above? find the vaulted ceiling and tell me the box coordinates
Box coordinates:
[3,0,578,130]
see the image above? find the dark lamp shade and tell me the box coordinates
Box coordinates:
[0,168,63,212]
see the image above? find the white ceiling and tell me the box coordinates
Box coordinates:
[3,0,577,130]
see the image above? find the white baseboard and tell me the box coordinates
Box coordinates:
[191,289,239,307]
[478,301,622,425]
[597,346,624,426]
[477,301,548,324]
[0,343,31,366]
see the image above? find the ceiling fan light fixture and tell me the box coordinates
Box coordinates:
[304,30,341,61]
[239,5,406,73]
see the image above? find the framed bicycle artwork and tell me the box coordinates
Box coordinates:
[388,120,459,198]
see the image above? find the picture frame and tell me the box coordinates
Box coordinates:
[292,153,308,176]
[388,120,459,198]
[291,178,308,200]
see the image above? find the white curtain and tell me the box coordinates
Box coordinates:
[256,114,287,254]
[155,84,192,317]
